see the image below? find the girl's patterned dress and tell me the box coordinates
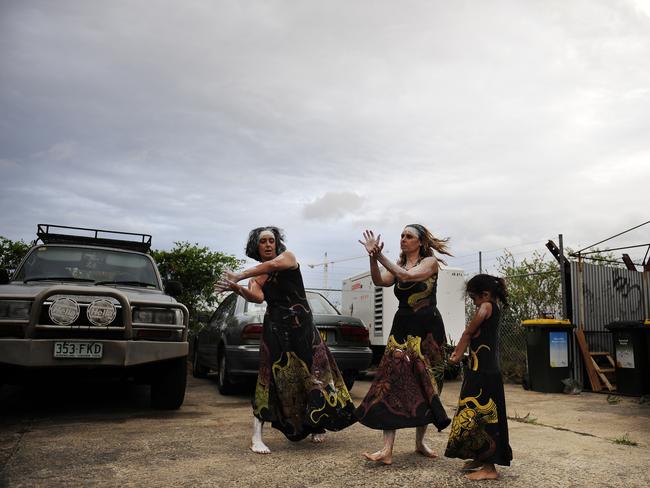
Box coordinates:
[355,271,451,431]
[252,266,357,441]
[444,301,512,465]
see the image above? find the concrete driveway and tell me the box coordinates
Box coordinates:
[1,373,648,487]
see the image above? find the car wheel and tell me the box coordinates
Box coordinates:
[192,346,209,379]
[151,357,187,409]
[217,351,236,395]
[342,370,356,391]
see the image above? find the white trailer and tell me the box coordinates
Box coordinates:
[341,267,466,357]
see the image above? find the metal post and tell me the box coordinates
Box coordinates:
[479,251,483,274]
[577,254,585,330]
[559,234,568,319]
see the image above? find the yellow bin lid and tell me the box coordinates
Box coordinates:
[521,319,572,326]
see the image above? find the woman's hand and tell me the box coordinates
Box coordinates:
[224,270,242,283]
[448,351,463,364]
[359,230,383,256]
[214,278,240,294]
[213,270,243,294]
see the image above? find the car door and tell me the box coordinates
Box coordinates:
[202,297,233,369]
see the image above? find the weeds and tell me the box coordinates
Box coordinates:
[510,411,538,424]
[611,433,638,446]
[607,395,621,405]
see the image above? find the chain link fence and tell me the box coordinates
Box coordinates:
[498,312,528,382]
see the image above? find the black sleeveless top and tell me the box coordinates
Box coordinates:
[261,265,313,327]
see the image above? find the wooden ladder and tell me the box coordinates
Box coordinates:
[575,329,617,392]
[589,351,616,392]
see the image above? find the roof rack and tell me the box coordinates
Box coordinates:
[36,224,152,253]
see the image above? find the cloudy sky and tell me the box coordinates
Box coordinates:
[1,0,649,291]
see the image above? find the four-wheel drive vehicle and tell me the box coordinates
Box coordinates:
[192,291,373,394]
[0,224,189,409]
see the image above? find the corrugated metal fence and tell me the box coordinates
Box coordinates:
[570,261,649,384]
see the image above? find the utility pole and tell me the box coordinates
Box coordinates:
[479,251,483,274]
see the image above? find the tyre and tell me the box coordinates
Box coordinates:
[217,351,236,395]
[151,357,187,409]
[191,345,209,379]
[342,370,356,391]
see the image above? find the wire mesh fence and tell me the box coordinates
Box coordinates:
[498,312,528,382]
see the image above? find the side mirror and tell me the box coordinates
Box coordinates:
[0,269,10,285]
[164,280,183,297]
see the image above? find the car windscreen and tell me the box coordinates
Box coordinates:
[15,246,160,288]
[243,292,338,315]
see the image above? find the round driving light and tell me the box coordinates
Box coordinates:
[87,299,117,326]
[48,297,80,326]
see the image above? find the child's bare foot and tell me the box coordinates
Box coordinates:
[465,465,498,481]
[250,439,271,454]
[311,433,326,443]
[415,441,438,458]
[363,449,393,465]
[462,460,483,471]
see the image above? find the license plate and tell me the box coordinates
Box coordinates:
[319,330,328,343]
[53,341,103,359]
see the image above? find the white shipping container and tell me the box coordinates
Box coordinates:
[341,267,466,353]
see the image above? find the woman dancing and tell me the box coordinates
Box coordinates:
[355,224,452,465]
[216,226,356,453]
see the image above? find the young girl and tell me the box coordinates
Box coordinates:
[445,274,512,480]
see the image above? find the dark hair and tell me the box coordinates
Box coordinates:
[398,223,453,266]
[466,273,509,307]
[245,226,287,262]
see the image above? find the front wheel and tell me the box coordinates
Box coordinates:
[217,352,236,395]
[151,357,187,409]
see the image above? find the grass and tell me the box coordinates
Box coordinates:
[607,395,621,405]
[611,433,638,447]
[510,411,538,424]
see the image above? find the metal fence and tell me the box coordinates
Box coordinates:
[570,261,649,384]
[498,312,528,381]
[490,261,650,384]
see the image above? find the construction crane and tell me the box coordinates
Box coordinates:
[307,252,390,294]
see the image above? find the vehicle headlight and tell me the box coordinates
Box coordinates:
[132,307,183,325]
[0,300,32,320]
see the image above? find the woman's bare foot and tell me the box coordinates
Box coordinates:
[311,433,326,443]
[415,441,438,458]
[465,465,498,481]
[363,449,393,465]
[462,460,483,471]
[250,439,271,454]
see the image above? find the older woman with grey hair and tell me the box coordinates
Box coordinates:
[216,226,356,454]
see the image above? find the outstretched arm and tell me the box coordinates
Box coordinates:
[359,230,394,286]
[376,253,438,283]
[215,275,265,304]
[449,302,493,363]
[230,251,298,282]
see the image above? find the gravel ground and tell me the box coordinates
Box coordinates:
[1,372,648,487]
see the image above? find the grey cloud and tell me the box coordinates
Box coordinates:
[303,192,365,221]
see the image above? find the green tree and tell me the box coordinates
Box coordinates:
[151,242,243,331]
[0,236,30,274]
[497,250,562,320]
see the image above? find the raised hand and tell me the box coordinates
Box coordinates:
[359,230,383,256]
[214,269,242,294]
[214,278,238,294]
